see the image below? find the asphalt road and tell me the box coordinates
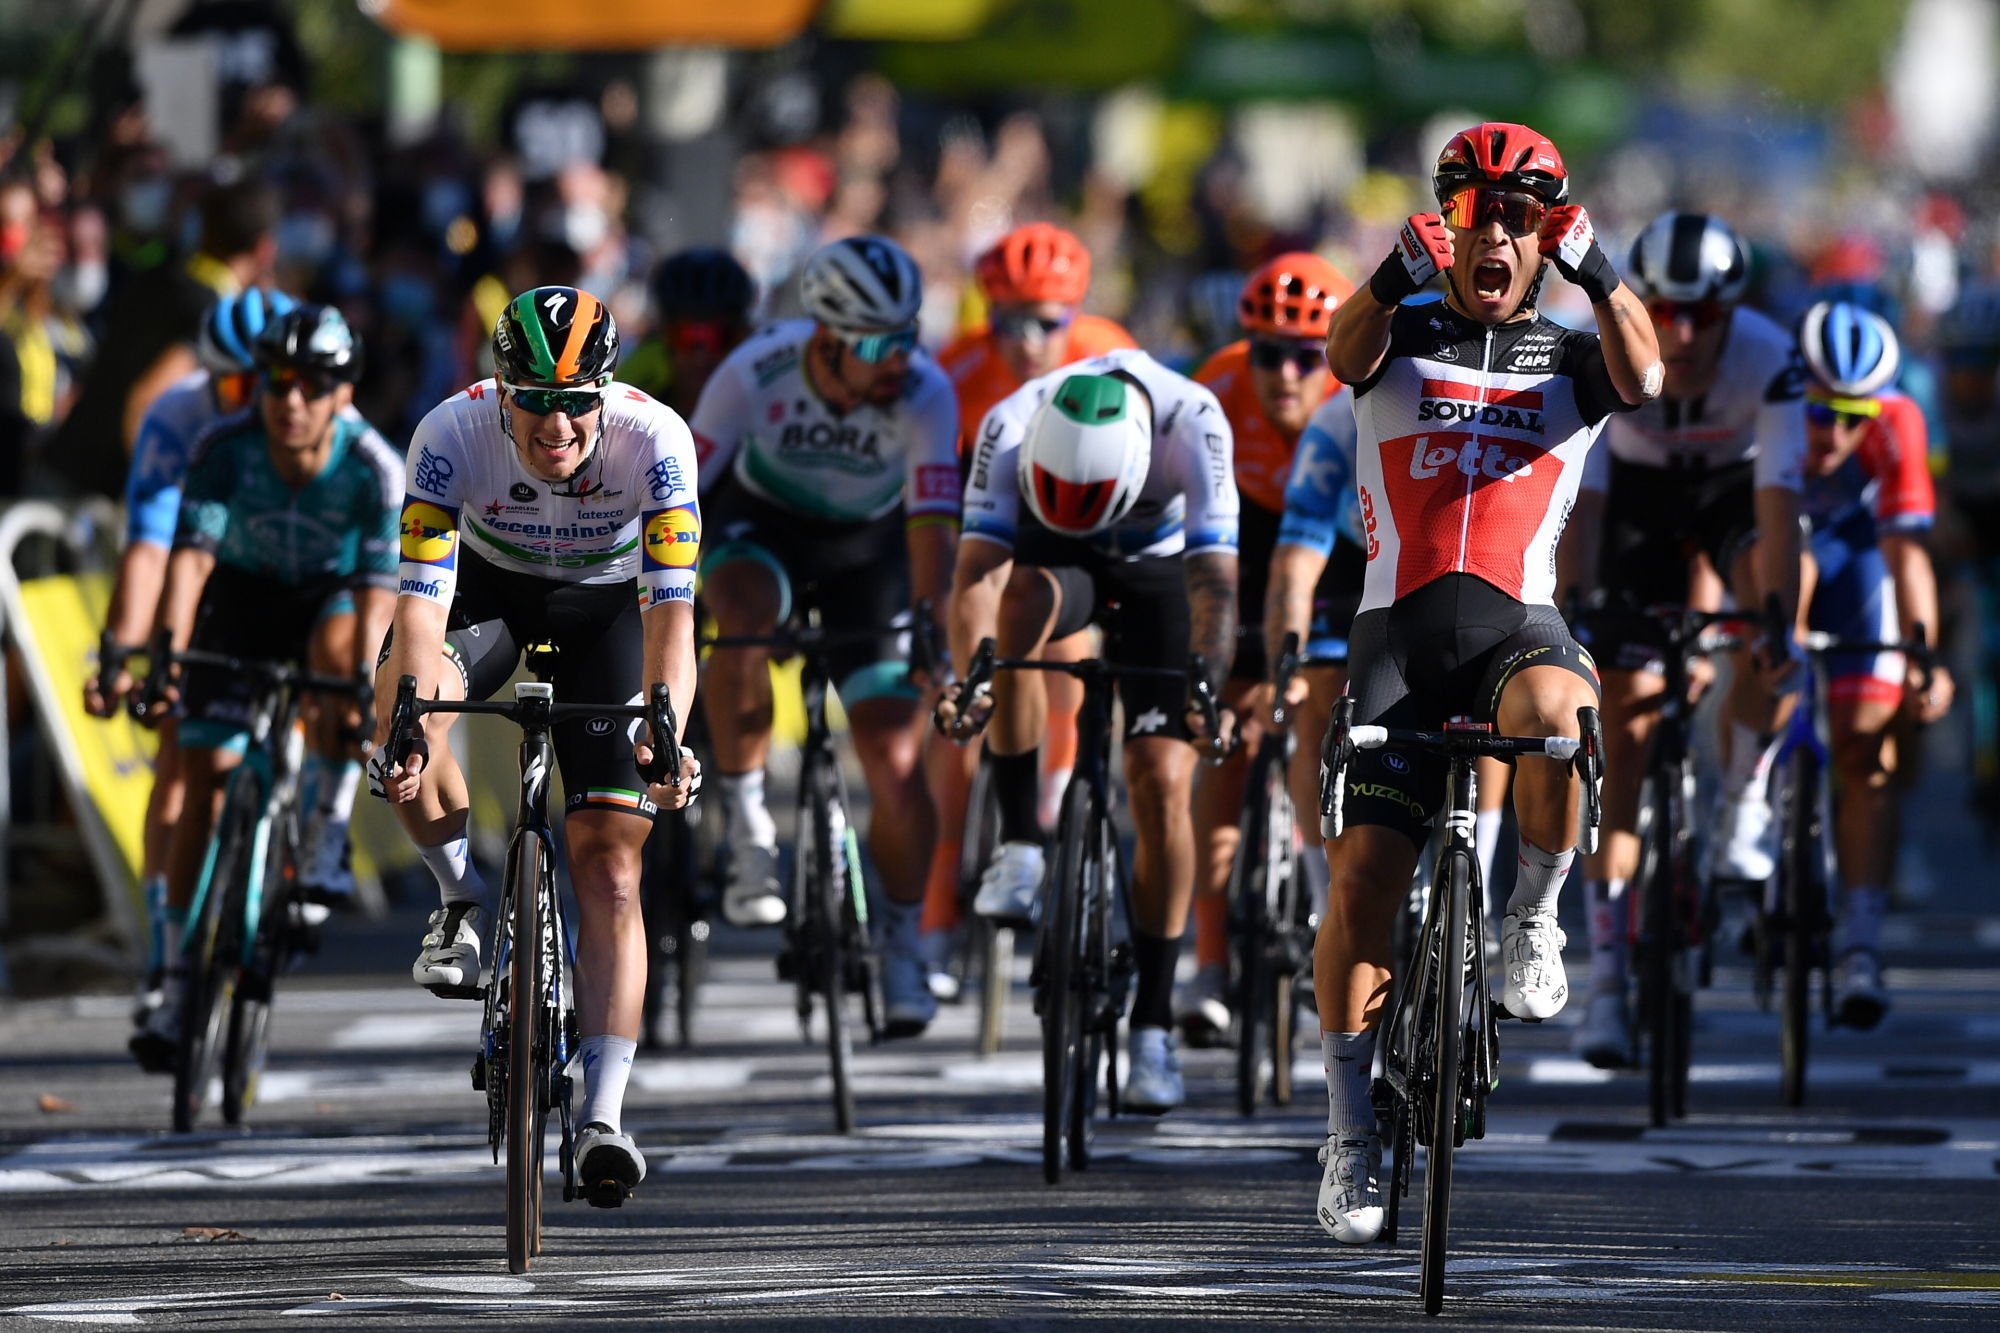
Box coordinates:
[2,890,1997,1331]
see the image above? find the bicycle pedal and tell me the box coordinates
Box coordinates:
[424,982,486,1001]
[584,1179,633,1209]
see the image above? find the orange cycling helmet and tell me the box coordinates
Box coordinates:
[1238,252,1352,340]
[976,223,1093,306]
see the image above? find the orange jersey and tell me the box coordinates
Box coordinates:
[937,314,1138,454]
[1195,339,1340,513]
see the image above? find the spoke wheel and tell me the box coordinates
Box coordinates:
[174,777,259,1133]
[505,835,548,1274]
[1419,852,1468,1317]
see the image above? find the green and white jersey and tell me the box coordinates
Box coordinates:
[689,319,961,523]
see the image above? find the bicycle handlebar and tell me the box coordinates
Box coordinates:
[131,636,370,728]
[1344,724,1581,762]
[384,674,683,788]
[947,636,1226,760]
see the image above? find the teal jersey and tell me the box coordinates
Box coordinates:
[176,410,403,588]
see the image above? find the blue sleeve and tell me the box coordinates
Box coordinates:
[1277,405,1357,556]
[125,409,187,548]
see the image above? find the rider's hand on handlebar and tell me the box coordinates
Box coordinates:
[637,741,702,810]
[932,679,993,743]
[1906,660,1953,724]
[366,739,428,804]
[1752,629,1805,697]
[84,665,130,719]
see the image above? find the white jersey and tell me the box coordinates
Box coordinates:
[397,378,701,612]
[689,319,961,524]
[963,348,1239,560]
[1589,305,1806,492]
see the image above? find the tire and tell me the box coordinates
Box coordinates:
[505,833,549,1274]
[1040,779,1090,1185]
[1067,810,1114,1173]
[174,773,261,1134]
[962,758,1008,1058]
[1382,1099,1411,1246]
[222,815,296,1126]
[977,923,1011,1059]
[806,755,857,1136]
[1233,748,1273,1118]
[1776,747,1822,1109]
[1638,779,1676,1129]
[1264,745,1300,1109]
[639,810,696,1052]
[1419,850,1469,1317]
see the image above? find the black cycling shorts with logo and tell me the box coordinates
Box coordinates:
[1340,573,1600,849]
[1593,457,1756,673]
[1016,521,1195,743]
[1230,497,1365,683]
[181,565,355,752]
[381,552,657,820]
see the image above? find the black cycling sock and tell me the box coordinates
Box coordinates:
[992,747,1041,844]
[1131,930,1183,1030]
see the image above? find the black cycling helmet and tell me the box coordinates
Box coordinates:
[651,248,755,324]
[255,304,363,382]
[493,285,619,387]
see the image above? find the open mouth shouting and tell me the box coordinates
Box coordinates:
[1470,253,1514,307]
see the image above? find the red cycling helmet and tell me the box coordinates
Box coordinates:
[1239,252,1352,340]
[1432,122,1569,207]
[976,223,1093,306]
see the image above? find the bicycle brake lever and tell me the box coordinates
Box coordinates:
[638,682,679,785]
[1577,705,1605,856]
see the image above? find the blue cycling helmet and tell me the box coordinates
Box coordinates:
[196,287,297,376]
[1799,300,1900,398]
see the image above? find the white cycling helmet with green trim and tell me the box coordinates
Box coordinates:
[1018,372,1152,537]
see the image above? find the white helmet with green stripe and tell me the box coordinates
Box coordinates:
[1019,373,1153,537]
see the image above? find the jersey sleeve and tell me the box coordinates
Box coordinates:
[960,385,1032,551]
[1752,352,1808,493]
[1174,383,1239,556]
[1277,390,1358,556]
[125,397,191,549]
[1871,396,1936,535]
[1558,329,1633,425]
[687,348,754,495]
[629,394,702,612]
[397,406,466,607]
[351,423,405,589]
[173,423,236,555]
[903,364,963,527]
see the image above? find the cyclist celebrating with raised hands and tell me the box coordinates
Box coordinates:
[375,286,702,1203]
[937,350,1238,1113]
[1180,252,1353,1044]
[1312,123,1659,1243]
[132,305,399,1069]
[690,235,957,1039]
[1793,301,1950,1026]
[1557,212,1807,1066]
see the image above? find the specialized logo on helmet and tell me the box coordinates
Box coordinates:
[642,506,700,570]
[400,500,458,564]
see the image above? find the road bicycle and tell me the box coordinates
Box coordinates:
[953,751,1013,1057]
[640,706,721,1052]
[956,638,1221,1184]
[131,646,365,1133]
[1323,700,1602,1315]
[385,670,679,1273]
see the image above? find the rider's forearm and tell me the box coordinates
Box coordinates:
[154,546,215,651]
[1753,486,1802,630]
[642,600,699,737]
[906,521,957,630]
[1264,544,1326,675]
[106,541,168,646]
[1323,288,1397,386]
[1882,533,1940,648]
[1591,285,1663,406]
[376,595,448,735]
[1186,551,1239,685]
[948,541,1010,669]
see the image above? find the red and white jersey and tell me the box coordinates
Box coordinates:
[1350,302,1634,612]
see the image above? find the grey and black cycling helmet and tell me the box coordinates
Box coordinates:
[256,303,363,382]
[800,235,922,332]
[1627,212,1751,305]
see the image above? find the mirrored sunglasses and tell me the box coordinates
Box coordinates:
[1647,299,1731,331]
[263,369,341,401]
[833,326,919,364]
[212,371,256,413]
[506,383,609,417]
[1805,393,1882,427]
[1440,186,1547,238]
[1248,337,1325,373]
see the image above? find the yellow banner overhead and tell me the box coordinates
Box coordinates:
[368,0,824,50]
[822,0,1002,41]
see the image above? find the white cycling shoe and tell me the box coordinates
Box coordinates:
[1711,792,1778,883]
[1317,1132,1384,1244]
[1124,1026,1184,1114]
[722,840,787,927]
[128,974,185,1074]
[412,902,487,999]
[973,841,1044,924]
[575,1123,645,1207]
[1500,911,1569,1021]
[1174,962,1232,1049]
[1572,988,1630,1069]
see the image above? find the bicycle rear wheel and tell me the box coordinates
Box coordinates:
[961,760,1009,1057]
[1419,850,1469,1316]
[1776,747,1823,1109]
[1265,747,1301,1109]
[1067,809,1115,1172]
[1040,779,1088,1184]
[505,833,550,1274]
[1637,778,1677,1128]
[801,752,858,1135]
[223,813,298,1126]
[174,773,260,1133]
[1233,745,1275,1117]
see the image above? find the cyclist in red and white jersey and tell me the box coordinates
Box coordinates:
[1311,123,1660,1244]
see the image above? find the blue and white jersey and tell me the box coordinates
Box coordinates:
[125,372,220,549]
[1276,388,1365,555]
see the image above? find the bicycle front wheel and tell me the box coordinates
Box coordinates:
[174,772,261,1133]
[962,759,1009,1057]
[1776,746,1823,1109]
[222,814,297,1126]
[1420,850,1469,1316]
[1040,779,1089,1184]
[1636,777,1677,1128]
[1233,741,1277,1117]
[505,833,550,1273]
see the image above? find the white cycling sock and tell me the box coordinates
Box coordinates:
[1506,839,1574,919]
[1723,721,1780,800]
[1587,877,1628,993]
[418,833,490,910]
[1473,809,1503,918]
[1838,884,1888,956]
[578,1034,638,1133]
[720,771,778,848]
[1323,1029,1378,1138]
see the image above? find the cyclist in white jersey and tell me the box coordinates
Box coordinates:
[690,235,958,1038]
[937,349,1240,1113]
[1312,122,1660,1244]
[373,286,702,1204]
[1556,212,1807,1065]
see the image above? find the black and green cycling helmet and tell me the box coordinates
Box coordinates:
[492,285,620,387]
